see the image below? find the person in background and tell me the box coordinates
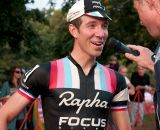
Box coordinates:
[106,55,119,71]
[118,65,135,96]
[0,0,131,130]
[124,0,160,129]
[129,65,152,128]
[0,66,27,130]
[0,67,22,98]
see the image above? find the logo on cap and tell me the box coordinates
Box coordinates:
[66,0,111,22]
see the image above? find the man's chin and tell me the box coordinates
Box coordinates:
[148,29,160,39]
[93,52,102,58]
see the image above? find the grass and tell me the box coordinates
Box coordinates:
[134,113,156,130]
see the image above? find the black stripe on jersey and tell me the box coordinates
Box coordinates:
[111,100,128,107]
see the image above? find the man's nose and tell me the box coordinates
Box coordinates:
[95,27,107,38]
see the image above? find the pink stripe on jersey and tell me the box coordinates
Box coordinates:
[108,68,117,93]
[49,60,58,89]
[56,59,64,88]
[101,66,113,93]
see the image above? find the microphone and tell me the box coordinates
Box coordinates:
[107,37,140,56]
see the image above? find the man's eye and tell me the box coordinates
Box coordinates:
[88,24,96,28]
[103,24,108,29]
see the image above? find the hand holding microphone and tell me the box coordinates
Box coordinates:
[107,37,140,56]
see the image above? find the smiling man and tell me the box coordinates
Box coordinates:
[0,0,131,130]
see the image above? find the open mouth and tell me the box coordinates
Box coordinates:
[91,41,104,46]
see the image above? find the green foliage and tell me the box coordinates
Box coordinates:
[0,0,158,85]
[48,10,73,58]
[0,0,47,85]
[61,0,76,13]
[1,0,29,48]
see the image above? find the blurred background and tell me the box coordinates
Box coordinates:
[0,0,158,129]
[0,0,157,85]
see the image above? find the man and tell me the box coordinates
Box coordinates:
[129,65,152,128]
[0,0,131,130]
[118,65,135,96]
[124,0,160,129]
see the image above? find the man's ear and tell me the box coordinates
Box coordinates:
[68,24,78,38]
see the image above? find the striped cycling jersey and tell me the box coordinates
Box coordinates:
[18,55,128,130]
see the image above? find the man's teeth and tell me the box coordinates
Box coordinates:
[92,42,103,46]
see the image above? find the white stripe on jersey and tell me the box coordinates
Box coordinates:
[23,65,39,83]
[19,88,36,99]
[111,106,127,110]
[94,67,101,90]
[70,61,80,89]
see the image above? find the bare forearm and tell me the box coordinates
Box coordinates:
[0,92,30,130]
[0,114,8,130]
[0,103,15,130]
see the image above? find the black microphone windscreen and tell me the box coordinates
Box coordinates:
[107,37,140,56]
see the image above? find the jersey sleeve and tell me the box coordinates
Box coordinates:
[111,71,129,111]
[18,63,51,101]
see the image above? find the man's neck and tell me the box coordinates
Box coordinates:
[70,52,96,75]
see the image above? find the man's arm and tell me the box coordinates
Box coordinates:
[112,110,131,130]
[125,45,154,72]
[0,92,30,130]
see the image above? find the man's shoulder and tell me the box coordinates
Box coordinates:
[98,63,123,78]
[49,57,67,64]
[97,63,125,84]
[38,57,65,69]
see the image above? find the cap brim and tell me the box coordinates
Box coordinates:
[85,11,112,21]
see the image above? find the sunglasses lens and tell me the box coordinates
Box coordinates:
[15,71,21,74]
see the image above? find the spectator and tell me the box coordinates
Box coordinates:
[106,55,119,71]
[129,65,152,128]
[118,65,135,96]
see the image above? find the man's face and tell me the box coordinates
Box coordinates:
[73,15,108,58]
[137,65,146,76]
[134,0,160,38]
[119,68,127,76]
[13,68,22,79]
[109,56,118,64]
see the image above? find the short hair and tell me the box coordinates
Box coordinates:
[68,17,82,30]
[118,65,127,72]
